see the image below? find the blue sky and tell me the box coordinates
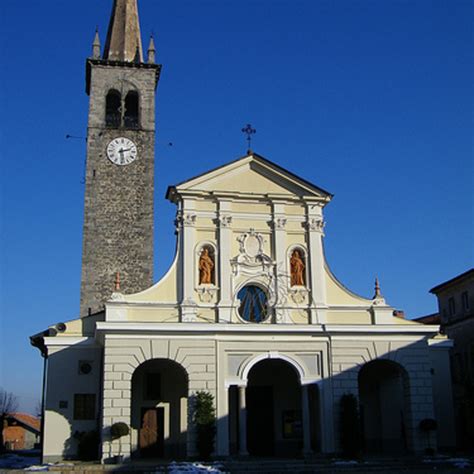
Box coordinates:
[1,0,472,413]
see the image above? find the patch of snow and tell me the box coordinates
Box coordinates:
[332,460,359,466]
[46,462,75,467]
[24,466,49,471]
[167,461,226,474]
[0,454,42,470]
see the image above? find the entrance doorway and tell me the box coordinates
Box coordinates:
[246,359,302,457]
[247,386,274,455]
[131,359,188,458]
[139,407,164,458]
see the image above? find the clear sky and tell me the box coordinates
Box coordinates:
[1,0,472,413]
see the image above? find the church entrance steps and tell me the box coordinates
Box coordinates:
[40,457,473,474]
[222,457,472,474]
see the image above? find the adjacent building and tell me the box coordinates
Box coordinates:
[429,269,474,450]
[3,414,41,451]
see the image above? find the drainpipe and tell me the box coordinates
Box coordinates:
[40,351,48,464]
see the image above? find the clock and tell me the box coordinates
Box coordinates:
[106,137,138,166]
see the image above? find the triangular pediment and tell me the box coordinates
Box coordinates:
[167,153,332,201]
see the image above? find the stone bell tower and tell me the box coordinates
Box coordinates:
[80,0,161,316]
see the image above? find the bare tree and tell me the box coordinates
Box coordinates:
[0,388,19,453]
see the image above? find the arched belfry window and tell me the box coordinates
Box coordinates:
[124,91,139,129]
[198,245,215,285]
[105,89,121,128]
[237,285,269,322]
[290,248,306,287]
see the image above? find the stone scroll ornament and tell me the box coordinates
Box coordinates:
[199,247,215,285]
[290,249,306,287]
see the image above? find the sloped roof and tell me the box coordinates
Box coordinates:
[430,268,474,294]
[167,152,333,202]
[7,413,41,434]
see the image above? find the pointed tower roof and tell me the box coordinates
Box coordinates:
[103,0,143,62]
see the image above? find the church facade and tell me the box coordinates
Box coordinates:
[32,0,455,463]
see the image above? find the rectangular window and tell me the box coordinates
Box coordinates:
[74,394,96,420]
[145,373,161,400]
[462,291,470,311]
[448,297,456,316]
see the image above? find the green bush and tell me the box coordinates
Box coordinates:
[75,430,100,461]
[419,418,437,432]
[110,422,129,440]
[340,393,361,459]
[193,391,216,459]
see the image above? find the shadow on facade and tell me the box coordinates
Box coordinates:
[103,339,453,466]
[44,338,454,465]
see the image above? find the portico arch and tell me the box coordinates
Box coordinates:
[240,352,306,383]
[131,359,188,459]
[358,359,411,454]
[230,354,317,457]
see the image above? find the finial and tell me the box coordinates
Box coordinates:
[241,124,256,155]
[374,277,382,299]
[92,27,101,59]
[147,34,156,64]
[114,272,121,292]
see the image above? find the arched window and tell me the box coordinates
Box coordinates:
[198,245,215,285]
[290,248,306,287]
[237,285,269,322]
[105,89,121,128]
[124,91,139,129]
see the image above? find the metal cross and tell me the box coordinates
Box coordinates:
[241,124,256,154]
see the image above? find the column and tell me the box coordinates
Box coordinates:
[216,386,230,456]
[301,384,312,455]
[218,200,233,323]
[238,386,248,456]
[317,379,335,453]
[306,204,327,324]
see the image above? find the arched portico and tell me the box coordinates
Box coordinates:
[358,359,411,454]
[131,359,188,459]
[228,353,320,457]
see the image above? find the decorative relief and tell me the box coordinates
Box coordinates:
[218,215,233,228]
[306,218,325,232]
[175,212,197,229]
[231,229,274,276]
[288,287,309,304]
[196,286,218,303]
[273,217,287,230]
[183,213,197,227]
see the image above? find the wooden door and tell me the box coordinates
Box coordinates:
[140,407,164,458]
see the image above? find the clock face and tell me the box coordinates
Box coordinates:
[106,137,138,166]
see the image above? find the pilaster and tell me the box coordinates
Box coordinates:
[272,201,290,323]
[180,199,197,322]
[306,204,327,324]
[217,200,233,323]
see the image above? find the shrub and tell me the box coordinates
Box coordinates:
[340,393,361,459]
[193,391,216,459]
[110,422,129,440]
[75,430,100,461]
[419,418,437,432]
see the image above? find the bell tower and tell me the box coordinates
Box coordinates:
[80,0,161,316]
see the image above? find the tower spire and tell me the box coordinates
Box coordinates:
[92,27,101,59]
[147,34,156,64]
[103,0,143,63]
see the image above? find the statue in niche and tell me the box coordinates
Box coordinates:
[290,249,305,286]
[199,247,215,285]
